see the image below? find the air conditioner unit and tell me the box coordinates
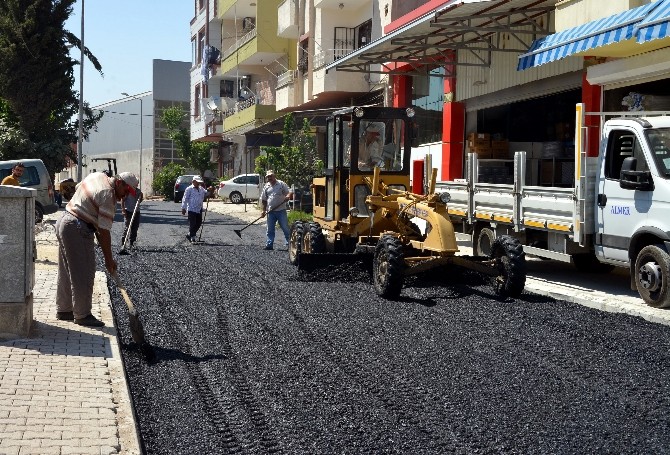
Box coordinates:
[242,17,255,31]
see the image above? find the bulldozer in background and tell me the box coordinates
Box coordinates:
[288,105,526,300]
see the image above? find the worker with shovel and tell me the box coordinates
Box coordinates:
[260,170,292,250]
[55,172,139,327]
[121,187,143,250]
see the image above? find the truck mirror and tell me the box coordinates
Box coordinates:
[620,157,654,191]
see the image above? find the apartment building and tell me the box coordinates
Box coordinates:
[190,0,294,178]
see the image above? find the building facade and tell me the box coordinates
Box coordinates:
[190,0,670,188]
[63,59,191,196]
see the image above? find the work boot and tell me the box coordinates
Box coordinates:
[74,314,105,327]
[263,245,273,250]
[56,311,74,321]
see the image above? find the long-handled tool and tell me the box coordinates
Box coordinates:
[233,214,264,238]
[118,198,141,255]
[196,197,210,242]
[111,272,155,361]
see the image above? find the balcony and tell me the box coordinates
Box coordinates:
[222,27,257,60]
[222,102,279,135]
[278,0,298,38]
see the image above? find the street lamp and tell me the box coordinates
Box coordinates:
[122,92,143,188]
[77,0,85,181]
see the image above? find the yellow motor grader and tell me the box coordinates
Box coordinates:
[288,106,526,299]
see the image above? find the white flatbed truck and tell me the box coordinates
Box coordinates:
[437,103,670,307]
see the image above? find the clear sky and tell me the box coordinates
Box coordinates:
[65,0,193,107]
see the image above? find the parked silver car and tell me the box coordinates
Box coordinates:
[217,173,261,204]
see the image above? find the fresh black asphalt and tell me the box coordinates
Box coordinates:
[104,201,670,454]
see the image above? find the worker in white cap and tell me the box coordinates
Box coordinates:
[55,171,139,327]
[181,175,208,242]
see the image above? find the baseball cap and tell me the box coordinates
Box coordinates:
[193,176,204,183]
[118,172,138,196]
[265,170,275,177]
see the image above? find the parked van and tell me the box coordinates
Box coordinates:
[0,159,58,222]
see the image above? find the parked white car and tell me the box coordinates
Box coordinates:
[217,173,262,203]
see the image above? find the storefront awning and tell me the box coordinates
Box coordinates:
[518,0,670,70]
[325,0,554,76]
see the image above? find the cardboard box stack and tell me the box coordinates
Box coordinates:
[468,132,491,159]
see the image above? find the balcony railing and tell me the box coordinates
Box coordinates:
[222,97,258,119]
[277,70,296,88]
[222,27,257,60]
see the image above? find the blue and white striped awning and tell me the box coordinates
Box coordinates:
[636,0,670,43]
[518,0,670,70]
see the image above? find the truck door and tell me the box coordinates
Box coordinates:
[596,128,651,263]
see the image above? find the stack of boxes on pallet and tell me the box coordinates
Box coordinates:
[467,132,510,159]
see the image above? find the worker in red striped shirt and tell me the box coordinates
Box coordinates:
[55,172,138,327]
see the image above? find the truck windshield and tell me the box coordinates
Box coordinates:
[645,129,670,177]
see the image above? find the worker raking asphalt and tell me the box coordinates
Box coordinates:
[106,201,670,454]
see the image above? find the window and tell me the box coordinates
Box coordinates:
[334,27,354,61]
[220,80,234,98]
[605,130,647,180]
[198,0,205,11]
[191,38,197,66]
[412,67,444,144]
[298,39,309,72]
[646,128,670,178]
[356,20,372,48]
[194,85,201,118]
[0,166,40,186]
[197,29,205,64]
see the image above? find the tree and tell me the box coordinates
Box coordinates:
[161,106,213,177]
[255,114,323,188]
[152,162,184,200]
[0,0,103,177]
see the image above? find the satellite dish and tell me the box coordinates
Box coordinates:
[206,97,221,112]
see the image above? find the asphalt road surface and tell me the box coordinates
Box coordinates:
[107,201,670,454]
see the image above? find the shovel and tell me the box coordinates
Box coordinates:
[196,198,210,243]
[111,272,155,361]
[119,198,141,255]
[233,214,265,238]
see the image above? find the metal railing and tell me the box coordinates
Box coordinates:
[222,97,258,119]
[222,27,257,60]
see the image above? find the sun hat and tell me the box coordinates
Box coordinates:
[118,172,138,196]
[193,176,204,183]
[265,170,275,177]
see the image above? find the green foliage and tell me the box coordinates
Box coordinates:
[255,114,323,188]
[0,0,103,178]
[161,106,213,177]
[152,162,185,200]
[0,116,34,161]
[288,210,312,225]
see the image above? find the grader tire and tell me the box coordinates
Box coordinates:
[490,235,526,298]
[302,222,326,254]
[475,227,495,256]
[373,235,405,300]
[289,221,304,266]
[635,244,670,308]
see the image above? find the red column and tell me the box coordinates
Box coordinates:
[442,61,465,180]
[412,159,424,194]
[582,71,601,158]
[393,75,411,108]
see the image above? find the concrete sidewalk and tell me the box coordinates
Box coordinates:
[0,212,139,455]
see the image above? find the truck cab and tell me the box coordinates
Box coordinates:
[596,116,670,306]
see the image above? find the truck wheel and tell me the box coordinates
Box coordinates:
[229,191,243,204]
[634,245,670,308]
[302,222,325,254]
[288,221,304,266]
[490,235,526,298]
[572,253,615,273]
[475,227,495,256]
[373,235,405,299]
